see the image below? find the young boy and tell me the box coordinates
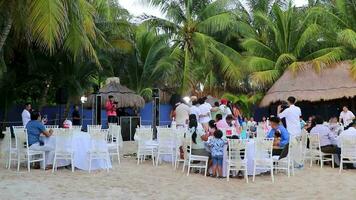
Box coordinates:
[208,130,226,178]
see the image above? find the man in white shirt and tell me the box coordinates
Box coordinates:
[175,101,190,126]
[198,97,212,130]
[189,99,200,122]
[340,120,356,137]
[278,96,302,137]
[219,99,232,120]
[21,102,32,126]
[339,106,355,128]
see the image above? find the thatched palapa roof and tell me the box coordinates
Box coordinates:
[260,61,356,107]
[86,77,145,108]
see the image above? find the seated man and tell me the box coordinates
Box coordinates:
[26,111,54,169]
[310,116,341,167]
[267,117,290,158]
[339,119,356,137]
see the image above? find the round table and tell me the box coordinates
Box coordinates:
[43,131,112,171]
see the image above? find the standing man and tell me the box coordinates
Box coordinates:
[72,105,81,125]
[198,97,212,131]
[175,100,191,127]
[278,96,302,137]
[22,102,32,127]
[339,106,355,128]
[106,95,117,124]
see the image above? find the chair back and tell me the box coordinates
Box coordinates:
[45,125,59,129]
[183,131,192,158]
[55,129,74,153]
[108,125,123,147]
[228,139,248,163]
[71,125,82,131]
[135,128,153,145]
[340,135,356,159]
[254,138,273,159]
[308,134,321,151]
[12,126,25,133]
[256,125,266,138]
[157,128,175,148]
[89,129,108,152]
[13,129,29,154]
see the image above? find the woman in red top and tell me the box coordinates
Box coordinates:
[106,95,117,124]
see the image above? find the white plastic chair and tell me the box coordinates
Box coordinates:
[107,124,122,164]
[339,135,356,173]
[4,127,17,169]
[253,138,274,182]
[227,139,249,182]
[308,134,334,168]
[185,133,209,176]
[14,129,46,172]
[273,136,294,177]
[156,128,175,166]
[135,128,157,165]
[52,129,74,172]
[88,129,110,173]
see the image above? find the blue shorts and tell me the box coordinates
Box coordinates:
[212,156,223,167]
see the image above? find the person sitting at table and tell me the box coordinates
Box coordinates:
[188,114,209,157]
[329,117,343,136]
[26,111,54,169]
[267,117,290,158]
[310,116,340,166]
[339,119,356,137]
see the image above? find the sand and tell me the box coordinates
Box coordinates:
[0,141,355,200]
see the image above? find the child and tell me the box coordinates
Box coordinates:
[208,130,226,178]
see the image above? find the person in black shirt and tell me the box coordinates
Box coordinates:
[72,105,81,125]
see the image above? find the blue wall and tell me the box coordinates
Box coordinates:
[0,103,173,128]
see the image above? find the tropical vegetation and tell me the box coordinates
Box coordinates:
[0,0,354,121]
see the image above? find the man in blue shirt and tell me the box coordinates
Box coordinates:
[267,117,290,158]
[26,111,54,169]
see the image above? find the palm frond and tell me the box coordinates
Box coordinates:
[337,29,356,49]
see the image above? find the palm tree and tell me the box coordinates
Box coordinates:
[307,0,356,77]
[222,92,263,118]
[0,0,113,63]
[240,3,337,88]
[143,0,244,95]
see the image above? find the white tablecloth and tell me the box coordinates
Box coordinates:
[43,131,112,171]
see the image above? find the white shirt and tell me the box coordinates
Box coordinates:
[22,109,31,126]
[175,103,190,125]
[190,105,201,121]
[198,102,212,124]
[310,124,337,147]
[278,105,302,136]
[219,105,232,119]
[337,127,356,147]
[340,111,355,127]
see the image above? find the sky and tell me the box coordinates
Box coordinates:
[117,0,309,18]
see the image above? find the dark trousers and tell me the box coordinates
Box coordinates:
[321,145,341,167]
[273,143,289,160]
[108,116,117,124]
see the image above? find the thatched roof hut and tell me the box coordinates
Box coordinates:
[86,77,145,108]
[260,61,356,107]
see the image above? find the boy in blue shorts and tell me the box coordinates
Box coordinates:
[208,130,226,178]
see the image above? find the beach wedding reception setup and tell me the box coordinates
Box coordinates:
[0,0,355,199]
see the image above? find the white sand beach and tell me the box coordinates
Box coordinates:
[0,141,355,200]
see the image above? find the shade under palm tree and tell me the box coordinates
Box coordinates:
[86,77,145,109]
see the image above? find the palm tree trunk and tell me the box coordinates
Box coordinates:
[181,43,190,95]
[0,16,13,51]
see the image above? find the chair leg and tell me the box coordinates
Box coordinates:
[89,155,92,173]
[71,154,75,172]
[204,161,208,177]
[27,156,31,172]
[182,160,185,173]
[252,163,256,182]
[245,167,249,183]
[17,154,21,172]
[52,155,56,173]
[187,161,191,176]
[339,157,343,174]
[331,155,335,168]
[320,156,323,168]
[271,164,274,183]
[137,152,140,165]
[43,153,46,170]
[117,150,120,164]
[7,152,11,169]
